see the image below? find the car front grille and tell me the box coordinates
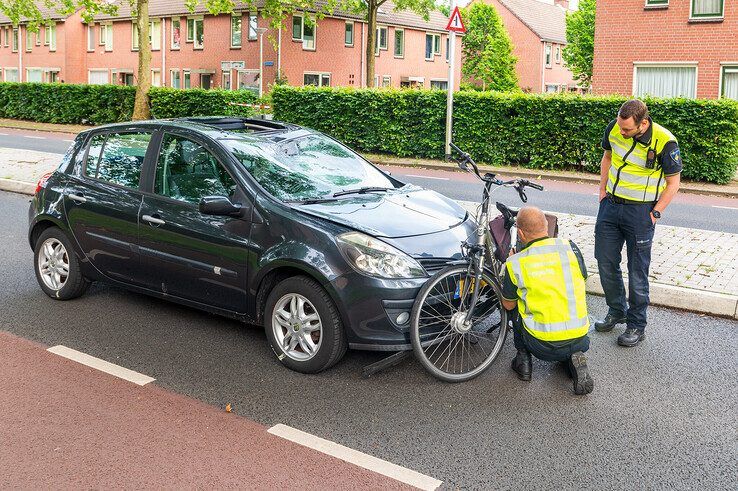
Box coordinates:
[417,257,456,275]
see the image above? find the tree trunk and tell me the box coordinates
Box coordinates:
[365,2,378,88]
[132,0,151,120]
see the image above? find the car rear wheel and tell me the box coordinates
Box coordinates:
[264,276,347,374]
[34,227,90,300]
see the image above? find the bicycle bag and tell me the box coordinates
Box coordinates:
[489,213,559,262]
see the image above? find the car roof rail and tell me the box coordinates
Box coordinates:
[174,117,291,132]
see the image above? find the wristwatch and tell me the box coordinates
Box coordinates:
[651,210,661,219]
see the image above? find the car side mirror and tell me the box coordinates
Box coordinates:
[199,196,243,217]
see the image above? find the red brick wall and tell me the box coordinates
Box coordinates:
[592,0,738,98]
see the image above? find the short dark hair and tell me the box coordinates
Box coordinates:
[618,99,649,124]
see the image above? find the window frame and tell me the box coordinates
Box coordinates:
[183,69,191,89]
[545,43,552,68]
[12,28,19,52]
[4,27,9,47]
[645,0,669,7]
[424,33,433,61]
[25,27,32,52]
[99,24,106,46]
[690,0,724,19]
[381,75,391,87]
[393,28,404,58]
[375,25,388,56]
[555,45,561,64]
[248,13,258,41]
[82,130,154,191]
[719,63,738,100]
[43,25,49,45]
[151,69,162,87]
[303,71,331,87]
[103,22,113,51]
[301,16,315,51]
[632,62,699,99]
[87,24,95,51]
[88,69,110,85]
[292,14,303,41]
[171,69,181,89]
[187,17,203,48]
[231,13,242,48]
[171,18,181,49]
[4,67,19,82]
[48,24,56,51]
[222,70,231,90]
[345,20,354,47]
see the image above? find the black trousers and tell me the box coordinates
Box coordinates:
[510,311,590,363]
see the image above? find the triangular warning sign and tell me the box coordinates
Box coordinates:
[446,6,466,33]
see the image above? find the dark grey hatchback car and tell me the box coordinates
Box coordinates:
[29,117,475,373]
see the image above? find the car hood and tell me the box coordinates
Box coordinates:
[294,186,467,238]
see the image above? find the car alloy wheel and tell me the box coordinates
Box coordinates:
[272,293,323,361]
[37,237,70,291]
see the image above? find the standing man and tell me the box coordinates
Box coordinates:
[594,99,682,346]
[501,207,594,396]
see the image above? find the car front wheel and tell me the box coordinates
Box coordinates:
[264,276,347,374]
[33,227,90,300]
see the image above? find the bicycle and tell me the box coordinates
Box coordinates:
[409,143,545,382]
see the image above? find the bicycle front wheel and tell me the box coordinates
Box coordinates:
[410,265,507,382]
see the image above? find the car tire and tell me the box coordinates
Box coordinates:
[264,276,347,374]
[34,227,90,301]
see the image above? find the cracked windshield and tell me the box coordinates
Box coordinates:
[224,133,396,201]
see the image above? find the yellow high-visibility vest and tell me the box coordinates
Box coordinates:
[506,238,590,342]
[606,121,677,202]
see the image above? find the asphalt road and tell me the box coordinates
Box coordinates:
[2,127,736,233]
[2,190,736,489]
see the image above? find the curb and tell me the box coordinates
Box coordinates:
[370,158,738,199]
[3,176,736,320]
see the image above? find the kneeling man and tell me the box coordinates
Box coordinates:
[500,207,594,395]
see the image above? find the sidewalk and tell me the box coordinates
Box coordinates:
[1,147,737,319]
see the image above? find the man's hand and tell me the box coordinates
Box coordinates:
[508,246,516,258]
[599,188,607,201]
[650,212,657,225]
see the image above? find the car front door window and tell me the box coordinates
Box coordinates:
[155,134,236,204]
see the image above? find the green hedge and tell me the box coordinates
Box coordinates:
[272,86,738,184]
[0,82,259,125]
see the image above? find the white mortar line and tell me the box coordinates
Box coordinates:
[267,424,442,490]
[47,345,155,386]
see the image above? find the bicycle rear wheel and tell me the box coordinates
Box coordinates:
[410,265,507,382]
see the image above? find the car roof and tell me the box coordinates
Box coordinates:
[81,117,303,141]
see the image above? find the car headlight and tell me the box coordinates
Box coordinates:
[336,231,426,279]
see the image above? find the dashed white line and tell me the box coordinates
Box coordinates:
[268,424,442,490]
[0,132,7,136]
[47,345,155,386]
[62,139,74,143]
[405,174,450,181]
[26,136,47,140]
[712,205,738,210]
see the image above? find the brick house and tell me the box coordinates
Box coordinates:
[592,0,737,100]
[0,0,461,93]
[475,0,582,93]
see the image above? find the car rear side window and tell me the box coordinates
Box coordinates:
[154,134,237,204]
[85,132,152,188]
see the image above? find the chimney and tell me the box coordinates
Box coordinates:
[554,0,570,9]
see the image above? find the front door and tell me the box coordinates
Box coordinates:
[64,130,154,285]
[138,132,251,313]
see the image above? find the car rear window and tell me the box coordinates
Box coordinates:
[223,133,395,202]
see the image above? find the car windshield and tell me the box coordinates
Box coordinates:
[223,133,396,202]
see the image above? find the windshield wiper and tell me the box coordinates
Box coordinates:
[287,197,339,205]
[332,187,393,198]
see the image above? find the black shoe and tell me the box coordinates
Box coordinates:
[594,314,627,332]
[569,351,594,395]
[618,328,646,347]
[511,349,532,381]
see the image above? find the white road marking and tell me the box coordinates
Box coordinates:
[712,205,738,210]
[0,132,7,136]
[405,174,450,181]
[62,139,74,143]
[26,136,46,140]
[268,424,442,490]
[47,345,155,386]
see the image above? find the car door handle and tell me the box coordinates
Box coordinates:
[68,193,87,204]
[142,214,166,226]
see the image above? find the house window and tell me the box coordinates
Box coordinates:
[382,75,391,87]
[35,31,40,46]
[133,21,160,51]
[394,28,404,57]
[26,68,42,82]
[545,84,558,93]
[222,71,231,90]
[634,65,697,98]
[48,70,59,82]
[231,14,242,47]
[12,28,18,52]
[183,70,191,89]
[292,15,302,41]
[691,0,724,18]
[99,24,106,46]
[43,25,49,45]
[122,73,135,86]
[132,22,139,50]
[431,80,448,90]
[555,46,561,64]
[48,24,56,51]
[374,74,380,87]
[302,18,315,50]
[545,43,552,68]
[434,34,441,55]
[88,69,109,85]
[187,17,203,48]
[103,23,113,51]
[151,69,162,87]
[721,65,738,100]
[201,73,212,89]
[4,27,8,47]
[645,0,669,6]
[345,21,354,47]
[4,68,19,82]
[87,25,95,51]
[375,26,387,55]
[425,33,440,60]
[237,70,260,94]
[248,13,257,40]
[171,18,181,49]
[303,72,330,87]
[171,69,181,88]
[25,28,32,52]
[445,37,449,61]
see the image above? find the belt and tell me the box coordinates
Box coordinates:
[606,193,655,206]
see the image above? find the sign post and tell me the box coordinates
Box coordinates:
[444,4,466,160]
